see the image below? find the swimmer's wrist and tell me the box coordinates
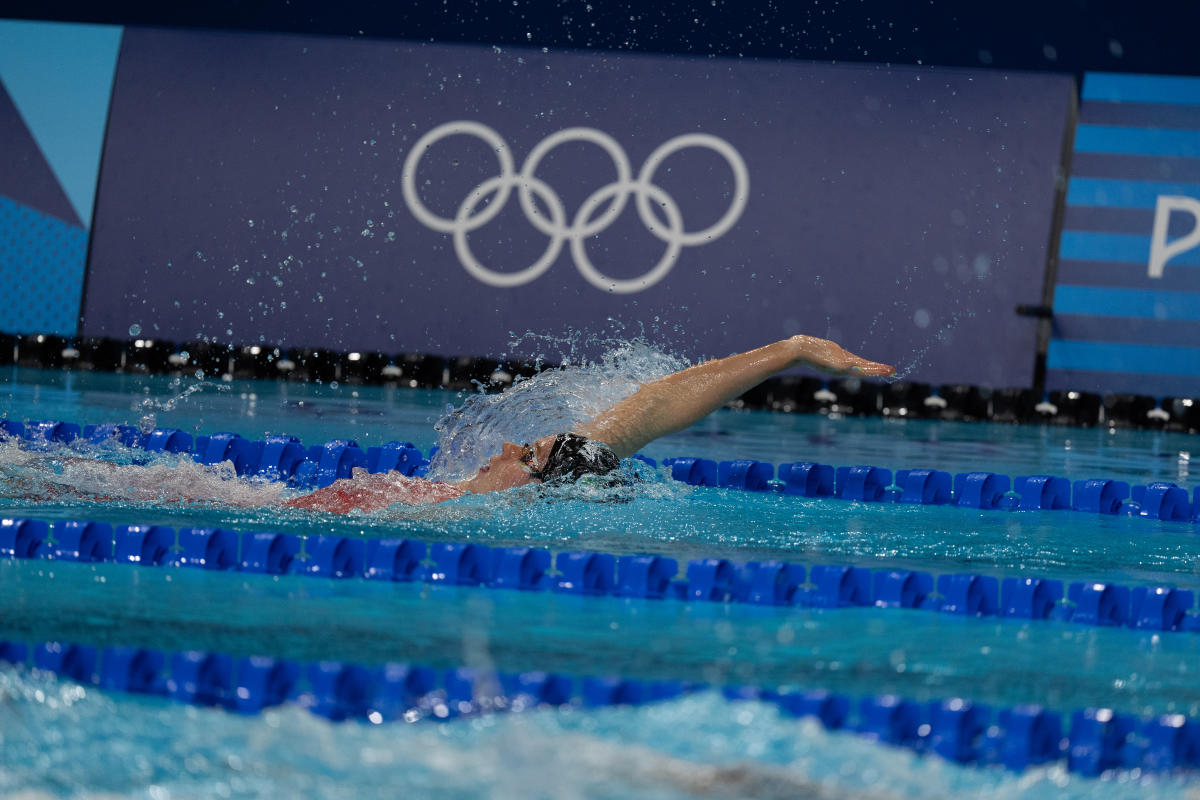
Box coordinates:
[784,334,827,366]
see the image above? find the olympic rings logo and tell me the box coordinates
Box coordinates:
[401,121,750,294]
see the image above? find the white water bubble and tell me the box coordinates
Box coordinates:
[913,309,931,329]
[139,413,156,434]
[972,254,992,278]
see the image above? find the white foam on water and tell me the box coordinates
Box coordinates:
[0,439,285,510]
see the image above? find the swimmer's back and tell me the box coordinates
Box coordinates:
[283,471,464,513]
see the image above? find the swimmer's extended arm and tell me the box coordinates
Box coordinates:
[574,335,894,458]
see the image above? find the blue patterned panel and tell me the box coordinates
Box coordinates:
[1049,73,1200,397]
[0,20,123,229]
[0,194,88,336]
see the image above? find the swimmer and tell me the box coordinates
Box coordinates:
[285,334,893,513]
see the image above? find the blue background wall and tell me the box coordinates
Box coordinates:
[1049,73,1200,397]
[79,28,1073,387]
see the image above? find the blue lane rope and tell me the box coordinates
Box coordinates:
[4,516,1199,636]
[2,418,1197,525]
[1,637,1197,776]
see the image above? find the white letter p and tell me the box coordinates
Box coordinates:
[1149,195,1200,279]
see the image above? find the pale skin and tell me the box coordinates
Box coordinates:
[575,334,894,459]
[287,334,894,510]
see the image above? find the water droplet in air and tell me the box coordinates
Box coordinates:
[128,324,142,337]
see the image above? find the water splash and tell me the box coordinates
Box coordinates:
[0,440,284,509]
[0,330,685,513]
[133,375,231,415]
[865,252,995,382]
[129,375,232,435]
[427,334,688,482]
[891,306,971,381]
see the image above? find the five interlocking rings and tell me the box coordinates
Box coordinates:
[401,121,750,293]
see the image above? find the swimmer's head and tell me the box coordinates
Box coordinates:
[527,433,620,483]
[456,433,619,494]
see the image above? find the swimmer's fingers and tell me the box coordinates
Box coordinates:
[793,337,895,377]
[812,360,895,378]
[845,359,896,377]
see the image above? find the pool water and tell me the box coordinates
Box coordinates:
[3,366,1200,799]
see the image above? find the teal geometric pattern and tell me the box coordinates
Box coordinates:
[0,194,87,336]
[0,19,123,229]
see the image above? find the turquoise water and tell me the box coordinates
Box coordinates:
[3,366,1200,798]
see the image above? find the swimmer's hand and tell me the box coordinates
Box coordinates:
[786,335,895,378]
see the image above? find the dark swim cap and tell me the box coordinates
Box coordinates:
[537,433,620,482]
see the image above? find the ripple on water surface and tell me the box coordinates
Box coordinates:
[3,666,1200,800]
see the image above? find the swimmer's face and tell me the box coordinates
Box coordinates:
[457,436,556,494]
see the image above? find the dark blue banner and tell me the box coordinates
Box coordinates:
[83,29,1074,386]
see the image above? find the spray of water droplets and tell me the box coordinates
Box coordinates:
[131,375,232,433]
[427,332,689,482]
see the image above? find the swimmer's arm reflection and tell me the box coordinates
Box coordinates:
[287,335,892,511]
